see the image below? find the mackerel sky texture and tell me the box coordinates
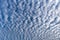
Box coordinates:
[0,0,60,40]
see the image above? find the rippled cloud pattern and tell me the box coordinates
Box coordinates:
[0,0,60,40]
